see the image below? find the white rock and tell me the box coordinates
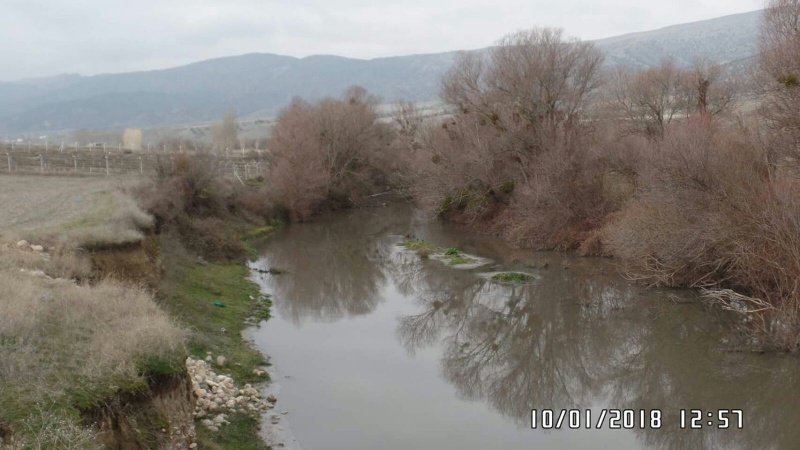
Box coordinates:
[216,355,227,367]
[30,245,44,252]
[16,240,29,249]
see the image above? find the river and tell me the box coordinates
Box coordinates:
[248,202,800,450]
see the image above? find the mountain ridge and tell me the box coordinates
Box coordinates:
[0,10,762,135]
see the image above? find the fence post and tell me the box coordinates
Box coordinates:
[45,141,48,152]
[105,154,109,176]
[5,153,10,173]
[139,157,143,175]
[73,155,77,172]
[39,154,44,174]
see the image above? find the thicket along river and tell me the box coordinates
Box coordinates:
[248,202,800,450]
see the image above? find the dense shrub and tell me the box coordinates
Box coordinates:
[178,217,247,261]
[408,28,611,249]
[603,120,800,349]
[134,153,248,261]
[265,86,392,221]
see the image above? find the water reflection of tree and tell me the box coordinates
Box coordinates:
[262,207,412,324]
[394,258,800,449]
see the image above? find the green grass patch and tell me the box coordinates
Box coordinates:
[398,239,439,252]
[158,235,272,448]
[159,238,271,384]
[491,272,532,283]
[60,191,117,231]
[195,412,269,450]
[136,354,185,378]
[242,226,274,240]
[447,255,472,266]
[399,239,476,266]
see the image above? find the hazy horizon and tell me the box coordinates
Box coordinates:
[1,0,761,82]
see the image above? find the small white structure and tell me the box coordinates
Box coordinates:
[123,128,143,150]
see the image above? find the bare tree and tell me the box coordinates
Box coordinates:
[612,60,688,138]
[760,0,800,134]
[687,57,737,117]
[613,58,736,138]
[412,28,610,248]
[442,28,604,141]
[266,87,387,220]
[211,110,238,151]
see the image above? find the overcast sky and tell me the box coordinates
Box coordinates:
[1,0,762,82]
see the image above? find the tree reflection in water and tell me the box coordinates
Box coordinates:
[258,204,800,449]
[257,207,412,324]
[392,251,800,450]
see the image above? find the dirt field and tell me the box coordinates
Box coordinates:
[0,174,142,237]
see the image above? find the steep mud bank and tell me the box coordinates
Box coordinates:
[84,373,196,450]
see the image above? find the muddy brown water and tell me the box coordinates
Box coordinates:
[249,203,800,450]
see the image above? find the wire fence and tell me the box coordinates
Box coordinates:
[0,143,268,182]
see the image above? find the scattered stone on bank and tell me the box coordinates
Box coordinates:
[12,240,47,254]
[18,268,49,279]
[186,357,274,432]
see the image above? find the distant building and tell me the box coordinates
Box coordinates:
[123,128,143,150]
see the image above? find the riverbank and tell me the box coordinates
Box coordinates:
[156,232,274,450]
[0,170,278,449]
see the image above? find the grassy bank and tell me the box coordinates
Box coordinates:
[0,165,277,448]
[157,233,272,450]
[0,174,192,449]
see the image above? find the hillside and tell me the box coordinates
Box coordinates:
[0,10,761,135]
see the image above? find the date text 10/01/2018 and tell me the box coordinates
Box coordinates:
[531,409,744,430]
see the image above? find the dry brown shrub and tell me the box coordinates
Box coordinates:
[603,119,800,350]
[760,0,800,135]
[409,27,612,249]
[134,153,248,261]
[178,217,246,261]
[603,122,761,285]
[136,153,230,226]
[266,87,390,221]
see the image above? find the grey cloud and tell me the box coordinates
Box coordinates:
[0,0,762,81]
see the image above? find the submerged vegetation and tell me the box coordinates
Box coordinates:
[491,272,533,283]
[398,239,477,266]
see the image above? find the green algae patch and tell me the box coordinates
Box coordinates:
[490,272,536,283]
[397,238,487,268]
